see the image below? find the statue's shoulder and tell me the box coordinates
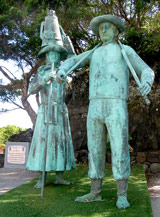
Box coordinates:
[38,64,51,76]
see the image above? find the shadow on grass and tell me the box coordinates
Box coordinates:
[0,164,153,217]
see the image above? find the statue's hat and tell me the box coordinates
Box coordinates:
[38,10,68,60]
[90,14,126,35]
[38,43,68,60]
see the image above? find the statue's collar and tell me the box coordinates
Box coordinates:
[102,40,117,46]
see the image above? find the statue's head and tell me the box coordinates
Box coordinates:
[90,15,126,43]
[38,44,67,61]
[47,10,56,17]
[99,22,119,43]
[46,51,60,64]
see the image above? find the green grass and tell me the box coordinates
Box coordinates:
[0,164,152,217]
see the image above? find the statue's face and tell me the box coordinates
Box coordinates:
[99,22,119,43]
[47,51,60,63]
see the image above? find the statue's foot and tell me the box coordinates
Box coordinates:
[75,192,102,202]
[54,179,74,185]
[116,196,130,209]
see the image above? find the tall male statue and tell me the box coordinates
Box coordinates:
[27,10,76,188]
[56,15,154,208]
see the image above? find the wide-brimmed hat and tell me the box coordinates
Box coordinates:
[90,14,126,35]
[38,43,68,60]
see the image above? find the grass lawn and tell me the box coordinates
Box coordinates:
[0,164,152,217]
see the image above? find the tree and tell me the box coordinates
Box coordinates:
[0,0,94,127]
[0,125,25,147]
[0,0,45,126]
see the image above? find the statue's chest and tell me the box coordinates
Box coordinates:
[91,44,122,68]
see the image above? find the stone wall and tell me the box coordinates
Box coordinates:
[75,150,160,174]
[1,143,159,173]
[130,151,160,174]
[68,105,88,152]
[9,128,33,142]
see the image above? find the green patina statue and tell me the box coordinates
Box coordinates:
[56,15,154,208]
[26,10,76,189]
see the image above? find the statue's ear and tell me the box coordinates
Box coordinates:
[115,27,119,37]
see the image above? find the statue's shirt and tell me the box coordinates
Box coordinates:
[59,42,154,101]
[30,65,66,105]
[89,43,129,100]
[41,80,65,105]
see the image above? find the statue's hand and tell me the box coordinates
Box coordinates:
[139,82,151,96]
[50,71,56,80]
[56,69,66,83]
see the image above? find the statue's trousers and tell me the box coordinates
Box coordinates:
[87,98,130,180]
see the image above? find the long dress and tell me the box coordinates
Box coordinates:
[26,64,76,171]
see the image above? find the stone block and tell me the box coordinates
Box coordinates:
[150,163,160,174]
[143,164,149,172]
[130,152,136,156]
[136,152,146,163]
[147,152,160,163]
[130,155,136,162]
[81,156,88,164]
[75,149,88,163]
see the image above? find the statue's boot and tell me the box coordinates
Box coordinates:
[54,171,74,185]
[116,179,130,209]
[75,179,103,202]
[34,172,46,189]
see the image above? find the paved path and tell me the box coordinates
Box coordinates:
[147,175,160,217]
[0,168,159,217]
[0,168,40,195]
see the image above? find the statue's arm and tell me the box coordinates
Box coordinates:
[29,67,51,94]
[125,45,154,95]
[125,45,154,86]
[56,50,91,83]
[29,74,44,95]
[60,50,90,71]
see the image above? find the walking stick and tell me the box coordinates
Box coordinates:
[41,63,54,198]
[118,40,150,105]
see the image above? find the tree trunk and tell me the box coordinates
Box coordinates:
[21,77,37,128]
[21,95,37,128]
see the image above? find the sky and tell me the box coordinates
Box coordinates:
[0,60,38,129]
[0,96,37,129]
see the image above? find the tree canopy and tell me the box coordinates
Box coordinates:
[0,125,26,148]
[0,0,159,126]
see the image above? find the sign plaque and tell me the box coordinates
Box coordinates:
[4,142,30,169]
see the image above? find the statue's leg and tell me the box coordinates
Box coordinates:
[54,171,74,185]
[105,99,130,209]
[34,172,47,189]
[75,100,106,202]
